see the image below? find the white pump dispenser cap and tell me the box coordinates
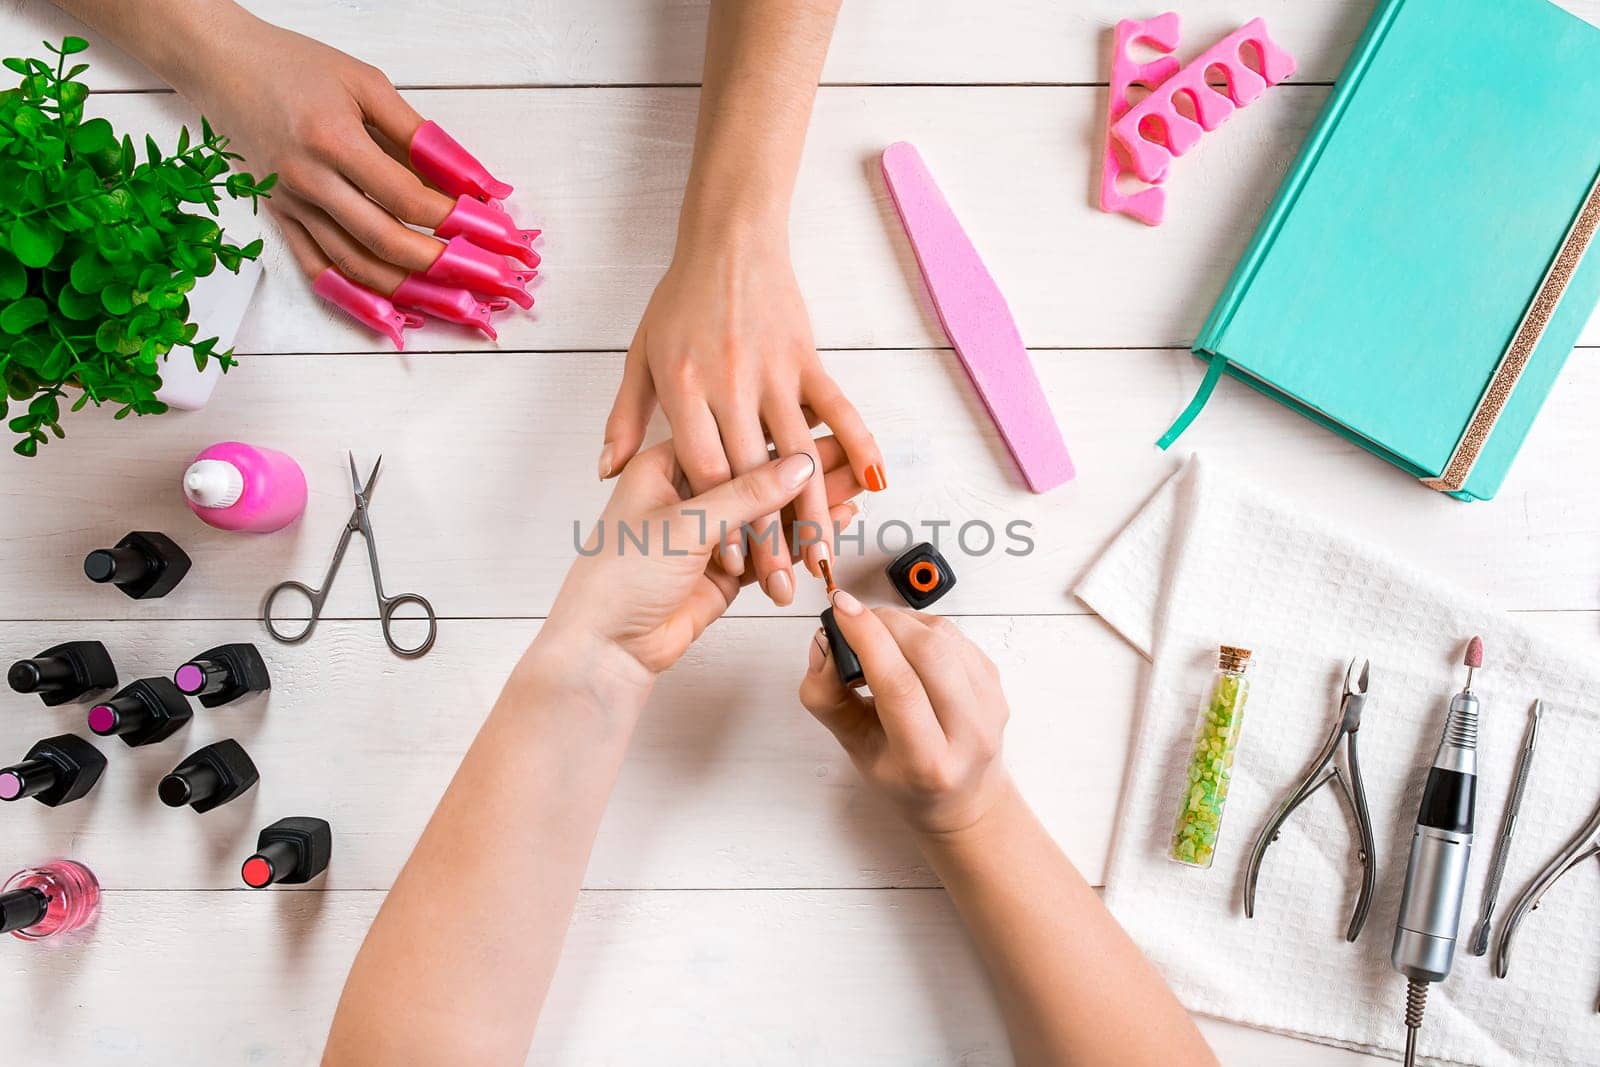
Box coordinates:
[183,459,245,509]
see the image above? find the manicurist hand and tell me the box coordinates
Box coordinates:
[799,602,1218,1065]
[600,0,884,606]
[546,434,865,691]
[51,0,456,291]
[798,594,1014,836]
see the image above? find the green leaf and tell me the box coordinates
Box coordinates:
[0,250,25,301]
[68,116,114,154]
[56,284,102,321]
[60,36,89,55]
[100,283,132,315]
[9,217,58,268]
[0,297,49,335]
[68,251,111,292]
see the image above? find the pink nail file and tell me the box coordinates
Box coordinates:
[409,120,514,202]
[311,269,423,352]
[1099,13,1181,226]
[880,142,1075,492]
[1112,18,1296,184]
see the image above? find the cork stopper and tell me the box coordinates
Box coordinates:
[1217,645,1252,673]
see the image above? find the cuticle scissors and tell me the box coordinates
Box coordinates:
[1244,656,1377,942]
[261,452,437,659]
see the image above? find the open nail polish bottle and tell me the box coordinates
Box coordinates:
[242,817,332,888]
[0,735,106,807]
[88,678,193,748]
[174,643,271,708]
[0,860,99,940]
[159,740,258,813]
[8,641,117,706]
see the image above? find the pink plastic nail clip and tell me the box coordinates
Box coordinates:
[1112,18,1296,184]
[312,269,423,351]
[1100,13,1181,226]
[435,195,541,269]
[392,274,509,341]
[410,120,514,202]
[423,236,535,310]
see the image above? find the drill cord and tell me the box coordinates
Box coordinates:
[1403,979,1428,1067]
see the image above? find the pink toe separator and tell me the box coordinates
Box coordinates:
[410,120,514,202]
[424,236,536,310]
[1100,13,1181,227]
[1112,18,1296,184]
[435,195,541,268]
[312,269,423,351]
[393,274,508,341]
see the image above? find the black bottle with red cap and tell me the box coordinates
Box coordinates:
[8,641,117,707]
[87,678,193,748]
[159,739,258,813]
[83,531,191,600]
[0,735,106,807]
[242,817,332,888]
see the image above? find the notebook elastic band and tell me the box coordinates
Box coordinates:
[1156,356,1227,450]
[1424,167,1600,493]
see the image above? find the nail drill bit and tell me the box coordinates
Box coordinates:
[1468,699,1543,956]
[1393,636,1483,1067]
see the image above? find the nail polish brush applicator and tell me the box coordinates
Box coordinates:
[818,561,865,689]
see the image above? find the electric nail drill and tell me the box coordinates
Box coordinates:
[1391,636,1482,1067]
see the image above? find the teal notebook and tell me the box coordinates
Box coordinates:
[1166,0,1600,501]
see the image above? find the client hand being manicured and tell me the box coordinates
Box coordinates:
[543,435,865,694]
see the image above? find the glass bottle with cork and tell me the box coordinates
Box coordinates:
[1170,645,1253,868]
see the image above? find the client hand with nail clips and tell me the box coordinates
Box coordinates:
[323,439,1209,1065]
[50,0,540,349]
[599,0,887,609]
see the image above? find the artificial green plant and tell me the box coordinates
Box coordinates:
[0,36,275,456]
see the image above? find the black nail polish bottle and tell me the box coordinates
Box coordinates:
[8,641,118,706]
[159,739,258,813]
[886,541,958,609]
[83,532,191,600]
[821,607,866,688]
[0,735,106,807]
[87,678,193,748]
[241,817,332,888]
[173,643,271,708]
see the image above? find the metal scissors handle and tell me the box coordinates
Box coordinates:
[262,453,437,658]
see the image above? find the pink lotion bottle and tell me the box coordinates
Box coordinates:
[183,442,308,533]
[1,859,100,940]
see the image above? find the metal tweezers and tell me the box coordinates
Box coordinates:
[1244,657,1377,942]
[1492,787,1600,1012]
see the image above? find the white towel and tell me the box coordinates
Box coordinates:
[1074,456,1600,1066]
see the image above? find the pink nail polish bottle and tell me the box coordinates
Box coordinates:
[183,442,308,533]
[1,860,100,940]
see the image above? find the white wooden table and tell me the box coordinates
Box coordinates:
[3,2,1597,1062]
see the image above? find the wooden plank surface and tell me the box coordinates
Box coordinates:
[0,616,1136,891]
[5,349,1600,622]
[5,2,1598,1064]
[8,0,1599,88]
[73,85,1600,356]
[1,888,1383,1065]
